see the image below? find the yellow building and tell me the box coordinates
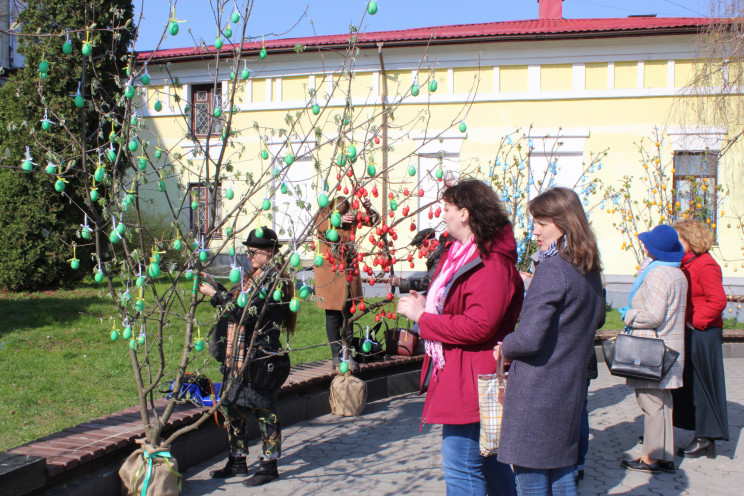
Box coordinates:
[136,0,744,305]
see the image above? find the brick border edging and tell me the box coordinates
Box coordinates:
[25,357,424,496]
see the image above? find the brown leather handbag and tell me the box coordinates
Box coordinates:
[385,316,419,356]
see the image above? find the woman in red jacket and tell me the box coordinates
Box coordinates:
[672,219,729,458]
[397,179,523,496]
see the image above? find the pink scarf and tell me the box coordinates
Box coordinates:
[424,235,478,374]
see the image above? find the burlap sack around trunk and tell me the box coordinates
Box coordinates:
[119,441,182,496]
[330,372,367,416]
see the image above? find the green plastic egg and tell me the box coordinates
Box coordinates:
[273,289,282,301]
[42,120,51,131]
[231,12,240,23]
[116,223,126,235]
[81,42,92,56]
[314,255,323,267]
[346,145,357,160]
[55,179,65,192]
[339,361,349,374]
[290,252,301,267]
[411,84,420,96]
[94,271,104,283]
[123,326,132,339]
[225,26,233,38]
[429,80,438,92]
[154,100,162,112]
[280,183,288,194]
[157,180,166,192]
[39,72,47,79]
[21,160,32,172]
[81,227,92,239]
[362,340,372,353]
[137,157,147,170]
[135,299,145,312]
[229,71,235,81]
[148,263,161,278]
[299,285,310,299]
[390,200,398,211]
[46,163,56,174]
[337,153,347,166]
[221,188,232,200]
[89,189,99,201]
[109,231,120,244]
[128,139,139,152]
[62,40,72,54]
[191,200,198,210]
[259,288,267,299]
[261,150,269,160]
[312,103,320,115]
[125,85,135,99]
[215,38,223,49]
[70,258,80,269]
[136,276,145,287]
[331,211,342,227]
[131,115,138,126]
[259,48,267,59]
[155,149,163,159]
[459,122,467,133]
[153,252,161,264]
[229,246,235,256]
[367,164,376,176]
[172,239,182,251]
[255,227,264,238]
[121,292,131,304]
[262,199,271,210]
[241,68,250,80]
[284,153,294,166]
[141,74,151,85]
[237,293,248,307]
[213,107,222,118]
[226,227,233,237]
[289,298,300,312]
[169,21,179,36]
[367,1,379,15]
[185,270,194,281]
[107,149,117,162]
[435,168,444,180]
[326,228,339,242]
[343,116,350,126]
[74,94,84,108]
[229,268,241,283]
[199,250,208,262]
[318,193,329,208]
[194,339,205,352]
[94,167,105,182]
[137,335,145,345]
[129,338,137,350]
[408,165,417,176]
[110,330,119,341]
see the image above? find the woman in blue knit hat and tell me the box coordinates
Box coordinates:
[620,224,688,474]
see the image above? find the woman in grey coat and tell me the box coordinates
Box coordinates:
[620,224,687,474]
[496,188,604,496]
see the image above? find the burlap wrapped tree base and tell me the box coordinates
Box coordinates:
[119,440,182,496]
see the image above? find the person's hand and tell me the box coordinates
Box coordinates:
[390,275,401,287]
[341,213,355,224]
[519,271,533,284]
[397,290,426,322]
[493,343,501,362]
[200,271,217,289]
[198,282,217,298]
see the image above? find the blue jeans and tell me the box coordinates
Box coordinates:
[513,466,577,496]
[441,423,516,496]
[576,389,589,470]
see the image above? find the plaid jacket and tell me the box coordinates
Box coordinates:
[624,265,688,389]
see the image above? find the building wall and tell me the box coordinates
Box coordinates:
[136,34,744,286]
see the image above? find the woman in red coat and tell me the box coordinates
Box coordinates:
[397,180,523,496]
[672,219,729,458]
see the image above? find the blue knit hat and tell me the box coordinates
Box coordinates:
[638,225,684,263]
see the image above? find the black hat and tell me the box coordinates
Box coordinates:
[242,228,282,250]
[410,228,436,247]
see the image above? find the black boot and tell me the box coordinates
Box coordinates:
[210,454,248,479]
[678,437,716,458]
[243,458,279,487]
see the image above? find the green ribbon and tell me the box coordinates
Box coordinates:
[140,449,174,496]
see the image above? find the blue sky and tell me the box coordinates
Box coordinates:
[133,0,709,51]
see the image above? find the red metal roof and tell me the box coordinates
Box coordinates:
[137,16,713,62]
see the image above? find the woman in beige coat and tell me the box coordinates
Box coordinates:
[621,224,688,474]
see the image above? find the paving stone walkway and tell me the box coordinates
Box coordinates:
[182,358,744,495]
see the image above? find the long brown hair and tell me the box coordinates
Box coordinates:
[528,187,602,274]
[442,179,510,256]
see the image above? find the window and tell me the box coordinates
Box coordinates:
[672,151,718,228]
[188,183,223,238]
[191,84,224,137]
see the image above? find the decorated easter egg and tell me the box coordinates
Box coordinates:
[314,255,323,267]
[62,40,72,54]
[262,198,271,210]
[367,1,378,15]
[169,21,179,36]
[312,103,320,115]
[55,179,65,192]
[299,285,310,299]
[81,42,92,56]
[70,258,80,269]
[289,297,300,312]
[339,361,349,374]
[284,153,294,166]
[229,268,241,283]
[326,228,339,242]
[290,252,301,267]
[173,239,182,251]
[367,164,376,176]
[74,94,84,108]
[94,271,104,283]
[154,100,162,112]
[318,193,329,208]
[194,339,205,352]
[141,74,151,85]
[237,293,248,307]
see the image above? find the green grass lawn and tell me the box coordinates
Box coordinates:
[0,279,386,451]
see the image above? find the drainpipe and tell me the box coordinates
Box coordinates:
[377,42,389,221]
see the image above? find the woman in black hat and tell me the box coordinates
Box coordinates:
[199,227,295,487]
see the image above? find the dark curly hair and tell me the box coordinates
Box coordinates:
[442,179,510,255]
